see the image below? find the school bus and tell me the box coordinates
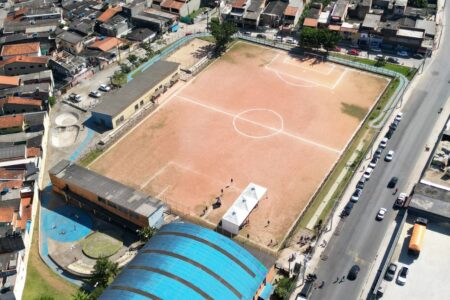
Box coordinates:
[408,218,428,256]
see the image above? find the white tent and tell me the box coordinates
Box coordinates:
[221,183,267,235]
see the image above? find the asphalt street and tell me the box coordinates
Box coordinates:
[311,4,450,300]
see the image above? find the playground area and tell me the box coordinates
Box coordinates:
[90,41,389,249]
[165,38,213,71]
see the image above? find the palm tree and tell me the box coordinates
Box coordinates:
[90,257,119,288]
[71,290,91,300]
[137,227,157,242]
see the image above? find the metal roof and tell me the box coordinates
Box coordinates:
[100,222,269,300]
[92,60,179,118]
[49,160,164,218]
[0,145,26,161]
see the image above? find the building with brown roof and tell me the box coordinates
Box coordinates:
[0,76,20,90]
[160,0,201,17]
[97,6,123,23]
[88,37,125,52]
[0,115,25,134]
[1,42,41,60]
[0,56,49,76]
[0,97,43,115]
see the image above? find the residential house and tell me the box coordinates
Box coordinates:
[87,37,126,54]
[228,0,251,26]
[415,19,436,38]
[0,83,52,101]
[19,6,63,22]
[282,5,302,32]
[359,13,383,48]
[19,70,54,91]
[0,76,20,90]
[1,42,41,60]
[0,33,55,55]
[243,0,266,28]
[99,15,130,37]
[49,51,87,82]
[303,2,323,28]
[340,22,360,45]
[56,31,85,55]
[69,19,96,36]
[62,0,101,21]
[0,97,43,115]
[261,1,289,27]
[380,17,424,50]
[97,6,123,24]
[318,10,331,27]
[127,28,157,42]
[0,115,25,135]
[348,0,371,20]
[330,0,349,23]
[131,8,178,33]
[393,0,407,16]
[160,0,201,17]
[0,57,49,76]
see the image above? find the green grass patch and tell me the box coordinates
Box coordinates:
[298,78,398,229]
[329,53,417,80]
[79,148,103,167]
[198,36,216,43]
[340,102,368,121]
[23,207,78,300]
[82,231,123,259]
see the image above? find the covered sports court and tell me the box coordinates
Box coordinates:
[90,41,389,249]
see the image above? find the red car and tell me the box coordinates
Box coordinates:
[185,32,193,36]
[334,46,342,52]
[348,49,360,56]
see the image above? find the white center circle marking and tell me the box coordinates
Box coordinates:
[232,108,284,139]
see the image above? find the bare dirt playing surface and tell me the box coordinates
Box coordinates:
[165,38,213,70]
[91,41,389,249]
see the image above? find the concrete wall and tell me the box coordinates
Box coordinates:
[180,0,202,17]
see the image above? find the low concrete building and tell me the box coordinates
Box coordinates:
[0,76,20,90]
[0,115,25,135]
[56,31,85,55]
[91,60,179,129]
[330,0,349,24]
[1,42,41,60]
[0,97,42,115]
[160,0,201,17]
[49,160,166,230]
[132,9,178,33]
[98,15,130,38]
[0,56,49,76]
[261,1,288,27]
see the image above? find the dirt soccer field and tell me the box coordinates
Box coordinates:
[91,41,389,249]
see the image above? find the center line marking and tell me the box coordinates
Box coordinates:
[176,95,342,154]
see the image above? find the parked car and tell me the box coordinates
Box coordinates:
[380,137,388,148]
[334,46,342,52]
[363,167,374,179]
[357,176,366,189]
[390,122,398,130]
[348,49,360,56]
[413,53,424,59]
[296,281,313,300]
[369,157,378,168]
[185,32,193,36]
[275,35,283,42]
[351,188,362,202]
[385,128,394,139]
[384,263,397,281]
[395,112,403,122]
[385,150,395,162]
[342,201,354,217]
[99,84,111,92]
[397,50,409,57]
[376,207,387,220]
[374,148,383,159]
[347,265,360,280]
[387,57,399,64]
[375,54,385,61]
[256,33,267,39]
[396,266,409,285]
[395,193,408,207]
[285,37,295,44]
[388,176,398,188]
[89,91,102,98]
[69,93,82,102]
[243,31,251,36]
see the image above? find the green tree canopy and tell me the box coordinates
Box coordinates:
[299,27,341,50]
[137,227,157,242]
[90,257,119,288]
[71,290,91,300]
[210,17,237,55]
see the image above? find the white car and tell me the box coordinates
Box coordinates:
[89,90,102,98]
[379,137,388,148]
[285,37,295,44]
[275,35,283,42]
[99,84,111,92]
[395,193,407,207]
[351,188,362,202]
[376,208,387,220]
[395,112,403,122]
[363,167,373,179]
[396,266,408,285]
[385,150,395,162]
[369,157,378,168]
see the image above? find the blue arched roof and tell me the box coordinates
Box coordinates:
[101,222,268,300]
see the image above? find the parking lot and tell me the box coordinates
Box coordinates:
[382,217,450,299]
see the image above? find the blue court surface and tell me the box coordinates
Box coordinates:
[43,205,93,243]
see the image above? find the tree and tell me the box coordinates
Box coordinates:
[90,257,119,288]
[72,291,91,300]
[111,71,127,87]
[210,17,237,55]
[89,286,105,300]
[408,0,428,7]
[119,63,131,74]
[48,96,56,107]
[137,227,157,242]
[274,277,293,299]
[128,54,139,66]
[299,27,341,50]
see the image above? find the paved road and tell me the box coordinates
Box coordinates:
[311,4,450,300]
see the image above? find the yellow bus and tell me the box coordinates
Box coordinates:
[408,218,428,256]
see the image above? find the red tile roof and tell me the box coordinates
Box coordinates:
[15,197,32,230]
[0,180,22,190]
[232,0,247,8]
[1,42,40,57]
[328,24,341,31]
[0,168,24,180]
[303,18,318,27]
[284,6,298,17]
[4,97,42,106]
[0,56,48,68]
[27,147,41,158]
[161,0,185,10]
[88,37,125,52]
[0,75,20,87]
[97,6,122,23]
[0,114,24,129]
[0,207,15,223]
